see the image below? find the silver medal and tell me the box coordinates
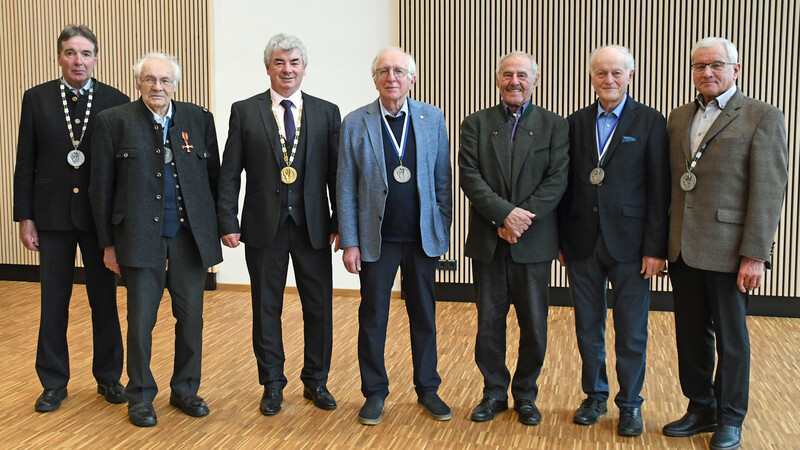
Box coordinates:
[589,167,605,185]
[680,172,697,191]
[67,149,85,168]
[393,165,411,183]
[164,147,174,164]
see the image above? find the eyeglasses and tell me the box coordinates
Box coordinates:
[374,67,410,79]
[141,77,175,87]
[691,61,736,73]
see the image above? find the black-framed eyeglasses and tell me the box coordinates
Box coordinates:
[691,61,736,73]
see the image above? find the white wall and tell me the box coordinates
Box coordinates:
[213,0,394,289]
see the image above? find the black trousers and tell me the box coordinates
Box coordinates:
[566,235,650,408]
[121,227,207,403]
[473,241,550,402]
[670,255,750,427]
[36,229,122,390]
[358,240,440,399]
[244,219,333,390]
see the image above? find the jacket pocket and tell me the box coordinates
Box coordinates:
[111,213,125,225]
[717,209,745,224]
[116,148,139,159]
[622,204,646,219]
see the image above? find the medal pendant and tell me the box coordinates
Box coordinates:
[281,166,298,184]
[67,149,85,168]
[393,165,411,183]
[680,171,697,191]
[589,167,605,185]
[164,147,174,164]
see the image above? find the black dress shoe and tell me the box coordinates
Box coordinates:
[470,397,508,422]
[303,386,337,410]
[618,406,643,436]
[170,392,210,417]
[710,425,741,450]
[128,402,157,427]
[662,411,717,437]
[417,392,452,421]
[260,387,282,416]
[35,388,67,412]
[573,397,608,425]
[98,381,126,404]
[514,399,541,426]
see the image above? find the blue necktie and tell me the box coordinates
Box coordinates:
[280,99,295,141]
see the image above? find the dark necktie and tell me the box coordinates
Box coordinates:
[508,108,520,150]
[280,99,295,141]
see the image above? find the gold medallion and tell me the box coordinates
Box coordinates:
[281,166,298,184]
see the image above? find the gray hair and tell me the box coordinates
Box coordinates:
[58,24,98,55]
[691,37,739,63]
[371,47,417,80]
[496,51,539,80]
[263,33,308,67]
[588,45,635,76]
[133,52,182,85]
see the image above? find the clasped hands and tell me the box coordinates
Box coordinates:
[497,207,535,244]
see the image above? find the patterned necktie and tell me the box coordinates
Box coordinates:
[280,99,295,141]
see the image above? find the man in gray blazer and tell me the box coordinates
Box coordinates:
[90,53,222,427]
[459,51,569,426]
[663,37,788,450]
[218,33,340,416]
[337,47,452,426]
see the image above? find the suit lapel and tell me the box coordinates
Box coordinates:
[601,96,637,164]
[256,90,284,167]
[489,105,513,190]
[511,106,536,188]
[408,99,432,177]
[299,92,312,174]
[365,100,388,186]
[699,90,743,149]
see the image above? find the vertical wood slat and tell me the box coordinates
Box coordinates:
[0,0,212,268]
[400,0,799,298]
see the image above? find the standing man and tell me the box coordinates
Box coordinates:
[217,33,340,416]
[663,37,788,450]
[337,47,452,426]
[558,45,669,436]
[459,51,568,426]
[13,24,128,413]
[90,52,222,427]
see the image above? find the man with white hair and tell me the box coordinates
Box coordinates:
[557,45,669,436]
[663,37,788,450]
[90,52,222,427]
[459,51,568,425]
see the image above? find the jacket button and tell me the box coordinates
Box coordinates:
[123,152,128,157]
[155,149,161,154]
[154,125,159,130]
[156,194,162,200]
[156,172,162,178]
[72,187,79,193]
[154,217,160,222]
[592,207,598,212]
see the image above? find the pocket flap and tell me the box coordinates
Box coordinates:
[717,209,745,224]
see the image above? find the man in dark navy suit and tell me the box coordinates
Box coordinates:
[558,45,669,436]
[13,24,129,413]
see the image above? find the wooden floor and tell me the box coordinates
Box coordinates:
[1,280,799,449]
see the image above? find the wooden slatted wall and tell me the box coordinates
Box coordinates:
[0,0,213,267]
[399,0,800,298]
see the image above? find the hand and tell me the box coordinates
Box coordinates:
[19,219,39,251]
[497,227,518,244]
[503,207,535,237]
[221,233,241,248]
[557,250,567,267]
[104,246,120,275]
[737,256,765,293]
[330,234,340,252]
[641,256,666,279]
[343,246,362,274]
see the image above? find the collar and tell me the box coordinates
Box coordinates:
[501,99,530,117]
[596,96,627,119]
[270,89,303,109]
[379,98,409,118]
[695,85,737,109]
[61,77,93,94]
[146,101,173,124]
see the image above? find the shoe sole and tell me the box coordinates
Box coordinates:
[416,400,452,421]
[303,391,337,410]
[573,409,608,425]
[663,423,717,437]
[169,398,209,417]
[618,426,644,437]
[260,406,281,416]
[358,413,382,425]
[709,441,740,450]
[471,406,507,422]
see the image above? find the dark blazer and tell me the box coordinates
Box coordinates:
[13,79,129,230]
[667,89,789,273]
[559,96,670,263]
[89,99,223,269]
[217,90,340,248]
[459,103,569,264]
